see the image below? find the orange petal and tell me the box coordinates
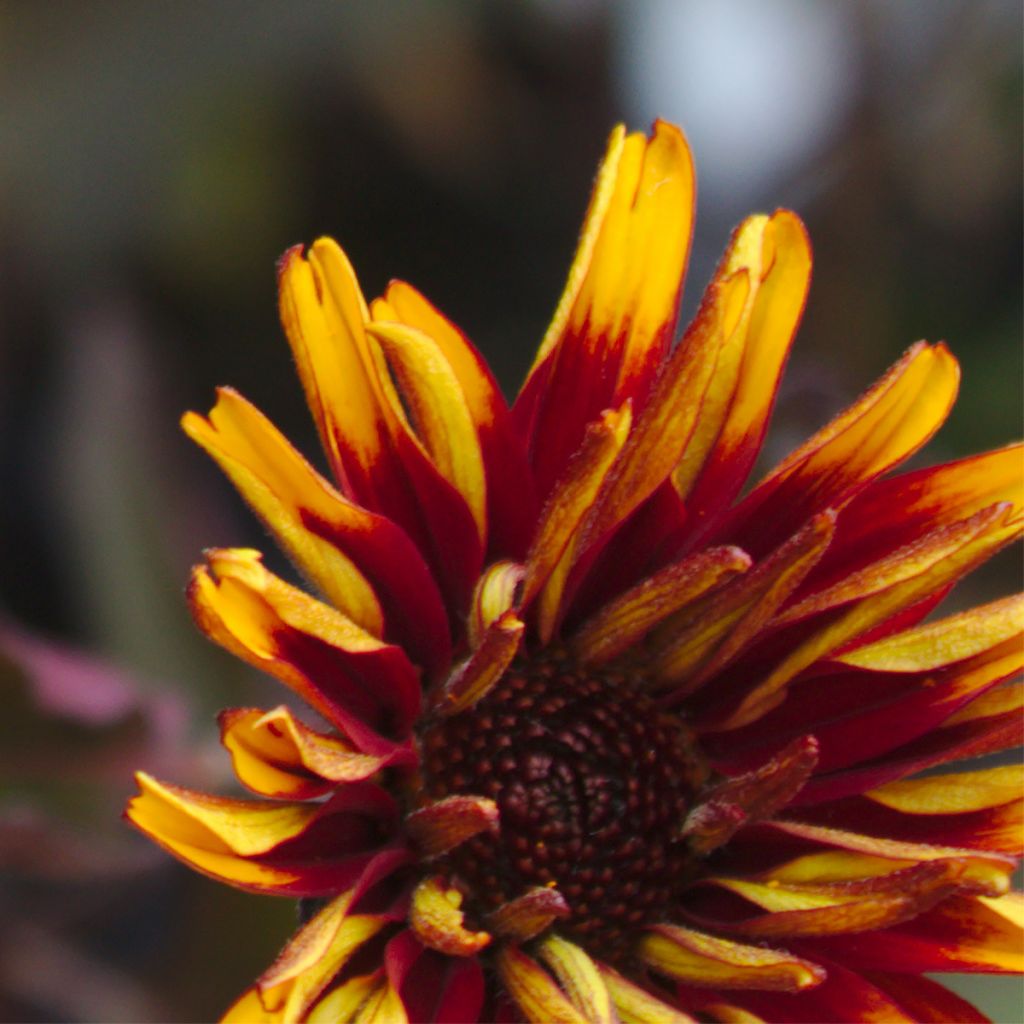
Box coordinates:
[720,502,1022,730]
[638,923,824,992]
[376,281,538,557]
[652,513,834,691]
[598,965,697,1023]
[537,934,615,1024]
[495,944,589,1024]
[188,549,420,754]
[405,794,499,859]
[517,122,695,498]
[572,546,751,666]
[674,210,812,520]
[485,887,571,943]
[220,706,401,799]
[720,342,960,558]
[409,876,491,957]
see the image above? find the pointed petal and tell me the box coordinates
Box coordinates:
[639,924,824,992]
[861,973,990,1024]
[675,211,812,520]
[517,121,695,497]
[305,972,385,1024]
[572,546,751,666]
[485,887,571,942]
[495,944,589,1024]
[405,795,499,859]
[220,706,403,799]
[377,281,538,558]
[189,549,420,754]
[409,876,491,956]
[868,764,1023,816]
[718,342,960,558]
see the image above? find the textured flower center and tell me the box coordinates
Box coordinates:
[419,653,707,957]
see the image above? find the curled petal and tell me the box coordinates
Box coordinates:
[639,923,824,992]
[189,549,419,754]
[682,736,818,854]
[433,610,525,716]
[409,876,491,956]
[220,706,403,799]
[405,795,499,859]
[495,944,589,1024]
[468,560,526,647]
[537,933,616,1024]
[125,773,406,897]
[517,121,695,498]
[485,886,571,943]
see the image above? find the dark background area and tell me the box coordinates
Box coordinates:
[0,2,1020,1020]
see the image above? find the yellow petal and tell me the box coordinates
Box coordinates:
[495,945,589,1024]
[305,973,383,1024]
[537,934,616,1024]
[866,765,1024,815]
[598,965,697,1023]
[409,876,491,956]
[835,594,1024,671]
[639,924,823,992]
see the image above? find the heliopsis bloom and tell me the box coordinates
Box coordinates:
[127,121,1023,1023]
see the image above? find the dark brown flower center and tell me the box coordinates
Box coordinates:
[418,653,707,958]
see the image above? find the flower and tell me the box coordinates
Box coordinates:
[126,121,1023,1023]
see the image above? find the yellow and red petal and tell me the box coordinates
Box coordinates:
[182,389,450,672]
[188,549,420,755]
[382,931,485,1024]
[220,706,403,799]
[859,972,991,1023]
[715,501,1022,730]
[125,772,408,897]
[674,211,812,521]
[374,281,538,559]
[485,887,571,943]
[516,121,695,498]
[279,241,483,612]
[409,876,491,956]
[405,794,499,859]
[571,546,751,667]
[808,893,1024,974]
[716,342,960,559]
[638,923,824,992]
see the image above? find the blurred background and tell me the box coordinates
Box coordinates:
[0,1,1020,1020]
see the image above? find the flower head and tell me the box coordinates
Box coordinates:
[127,121,1023,1023]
